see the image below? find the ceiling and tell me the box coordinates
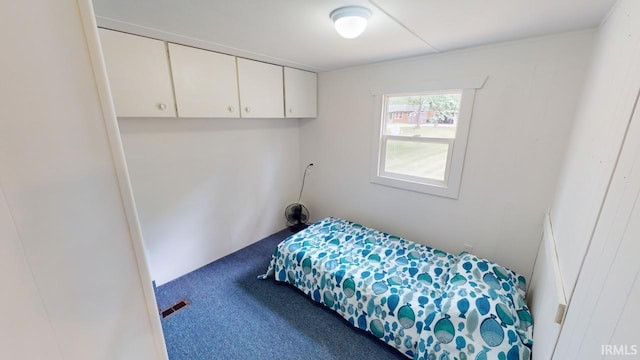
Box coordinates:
[92,0,618,72]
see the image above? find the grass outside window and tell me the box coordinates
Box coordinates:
[371,78,485,198]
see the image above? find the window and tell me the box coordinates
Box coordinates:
[371,77,486,198]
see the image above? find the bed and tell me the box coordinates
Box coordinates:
[260,217,533,360]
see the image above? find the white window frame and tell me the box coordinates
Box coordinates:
[370,76,487,199]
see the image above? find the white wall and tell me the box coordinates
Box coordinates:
[555,75,640,359]
[0,0,165,359]
[548,1,640,358]
[550,0,640,299]
[119,118,300,284]
[300,31,594,279]
[0,188,62,359]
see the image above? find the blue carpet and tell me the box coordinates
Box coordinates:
[154,229,408,360]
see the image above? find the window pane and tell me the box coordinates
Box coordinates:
[384,92,461,139]
[384,140,449,181]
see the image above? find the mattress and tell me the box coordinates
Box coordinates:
[260,217,533,360]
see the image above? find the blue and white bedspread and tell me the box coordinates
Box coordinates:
[260,217,533,360]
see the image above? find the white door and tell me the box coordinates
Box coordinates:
[284,67,317,118]
[169,43,240,118]
[554,90,640,359]
[99,29,176,117]
[237,58,284,118]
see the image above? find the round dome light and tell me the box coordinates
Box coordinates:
[330,6,372,39]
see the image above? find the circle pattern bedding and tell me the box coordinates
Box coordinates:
[260,217,533,360]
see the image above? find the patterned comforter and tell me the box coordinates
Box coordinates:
[260,217,533,360]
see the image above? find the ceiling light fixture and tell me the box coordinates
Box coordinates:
[330,6,372,39]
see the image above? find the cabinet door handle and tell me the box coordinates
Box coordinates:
[228,106,235,113]
[288,108,293,113]
[244,107,251,113]
[157,103,167,111]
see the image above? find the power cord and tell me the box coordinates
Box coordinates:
[297,163,314,204]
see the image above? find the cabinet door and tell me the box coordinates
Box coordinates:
[237,58,284,118]
[168,43,240,118]
[99,29,176,117]
[284,67,317,118]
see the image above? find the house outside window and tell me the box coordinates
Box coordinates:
[370,77,486,198]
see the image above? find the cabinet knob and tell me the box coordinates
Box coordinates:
[289,108,293,113]
[244,107,251,113]
[157,103,167,111]
[228,106,235,113]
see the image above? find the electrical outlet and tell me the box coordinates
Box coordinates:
[463,243,473,253]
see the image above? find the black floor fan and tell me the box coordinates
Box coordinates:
[285,163,313,232]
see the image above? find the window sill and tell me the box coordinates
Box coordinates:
[370,174,461,199]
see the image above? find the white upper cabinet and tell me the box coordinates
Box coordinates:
[237,58,284,118]
[168,43,240,118]
[99,29,316,119]
[284,67,317,118]
[98,29,176,117]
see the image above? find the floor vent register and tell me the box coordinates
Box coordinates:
[160,298,190,319]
